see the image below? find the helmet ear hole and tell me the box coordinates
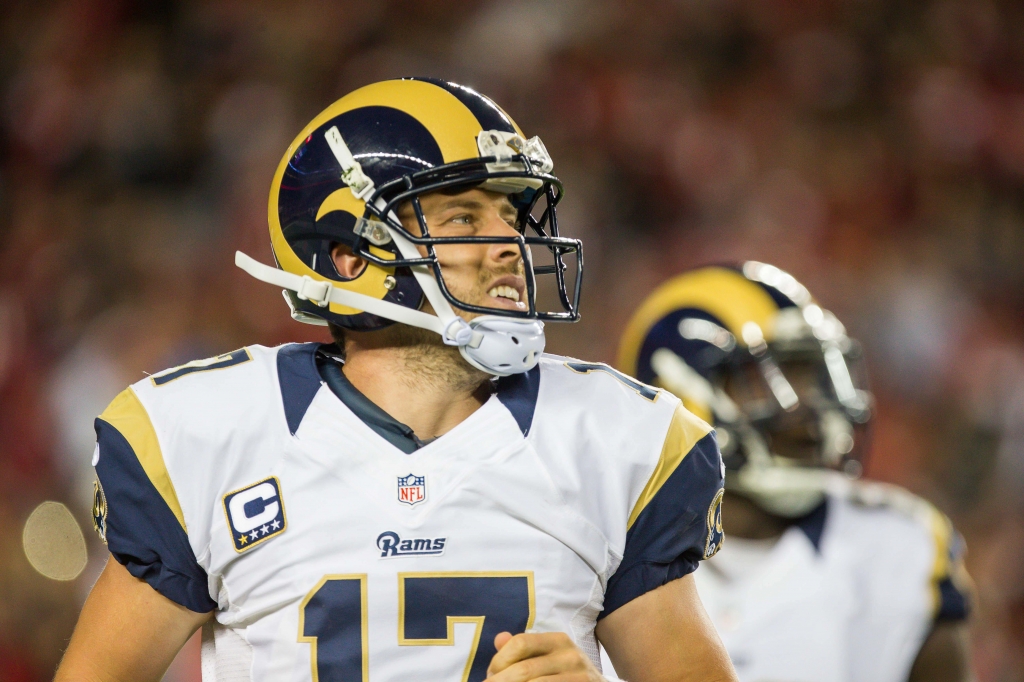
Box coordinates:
[324,242,344,278]
[327,242,368,282]
[511,336,520,345]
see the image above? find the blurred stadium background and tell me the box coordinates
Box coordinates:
[1,0,1023,680]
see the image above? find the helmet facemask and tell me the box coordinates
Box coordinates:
[628,274,875,518]
[720,308,872,475]
[356,152,582,324]
[711,309,873,517]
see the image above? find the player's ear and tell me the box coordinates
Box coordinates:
[330,243,367,280]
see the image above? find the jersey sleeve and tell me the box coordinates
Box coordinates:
[600,404,724,618]
[93,387,216,613]
[929,510,972,623]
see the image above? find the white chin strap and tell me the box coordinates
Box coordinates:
[234,238,544,377]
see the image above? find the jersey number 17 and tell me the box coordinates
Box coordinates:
[299,571,535,682]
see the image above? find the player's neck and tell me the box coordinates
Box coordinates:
[341,326,492,441]
[722,491,791,540]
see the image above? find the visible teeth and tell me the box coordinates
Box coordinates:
[488,286,520,302]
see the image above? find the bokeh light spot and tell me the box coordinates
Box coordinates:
[22,501,87,581]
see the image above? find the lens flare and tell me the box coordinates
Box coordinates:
[22,501,87,581]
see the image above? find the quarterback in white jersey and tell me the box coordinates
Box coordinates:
[57,79,737,682]
[616,263,972,682]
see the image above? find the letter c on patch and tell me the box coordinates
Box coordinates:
[228,482,280,533]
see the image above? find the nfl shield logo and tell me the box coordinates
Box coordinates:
[397,473,426,506]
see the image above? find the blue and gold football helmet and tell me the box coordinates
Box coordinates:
[618,262,873,516]
[236,78,582,376]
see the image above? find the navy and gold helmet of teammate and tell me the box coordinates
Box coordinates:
[236,77,582,376]
[618,262,873,516]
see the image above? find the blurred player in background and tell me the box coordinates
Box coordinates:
[54,79,737,682]
[615,262,973,682]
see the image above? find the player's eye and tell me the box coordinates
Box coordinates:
[441,213,476,228]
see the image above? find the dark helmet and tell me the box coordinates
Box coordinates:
[618,262,873,516]
[237,77,583,375]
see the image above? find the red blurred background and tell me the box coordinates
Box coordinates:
[1,0,1023,680]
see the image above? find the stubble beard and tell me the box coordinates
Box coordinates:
[391,259,526,390]
[341,259,527,392]
[369,322,487,393]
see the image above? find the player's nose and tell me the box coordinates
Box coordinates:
[483,214,523,265]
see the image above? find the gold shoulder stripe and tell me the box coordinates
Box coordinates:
[627,404,714,529]
[926,506,951,616]
[98,387,187,532]
[925,504,976,617]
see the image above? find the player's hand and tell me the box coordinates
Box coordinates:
[486,631,606,682]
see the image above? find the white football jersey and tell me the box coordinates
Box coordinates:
[691,481,971,682]
[91,343,725,682]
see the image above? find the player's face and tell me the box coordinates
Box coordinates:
[723,357,827,462]
[397,188,526,317]
[766,359,829,460]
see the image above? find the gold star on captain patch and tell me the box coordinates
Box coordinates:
[238,534,248,545]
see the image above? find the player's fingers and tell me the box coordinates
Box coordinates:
[487,632,569,675]
[529,675,594,682]
[485,646,588,682]
[494,631,514,651]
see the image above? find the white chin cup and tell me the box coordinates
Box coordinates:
[728,465,837,518]
[456,316,545,377]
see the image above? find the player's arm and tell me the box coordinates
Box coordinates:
[597,574,736,682]
[595,402,733,680]
[55,557,211,682]
[58,388,219,681]
[906,510,974,682]
[486,582,739,682]
[908,622,973,682]
[485,575,735,682]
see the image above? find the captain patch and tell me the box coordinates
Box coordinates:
[223,476,287,552]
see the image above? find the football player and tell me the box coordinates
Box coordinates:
[55,79,738,682]
[615,262,973,682]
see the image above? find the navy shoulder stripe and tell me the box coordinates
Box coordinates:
[278,343,324,435]
[935,531,971,622]
[601,430,724,619]
[936,576,970,621]
[94,419,216,613]
[496,364,540,437]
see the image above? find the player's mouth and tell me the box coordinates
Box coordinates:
[485,276,527,310]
